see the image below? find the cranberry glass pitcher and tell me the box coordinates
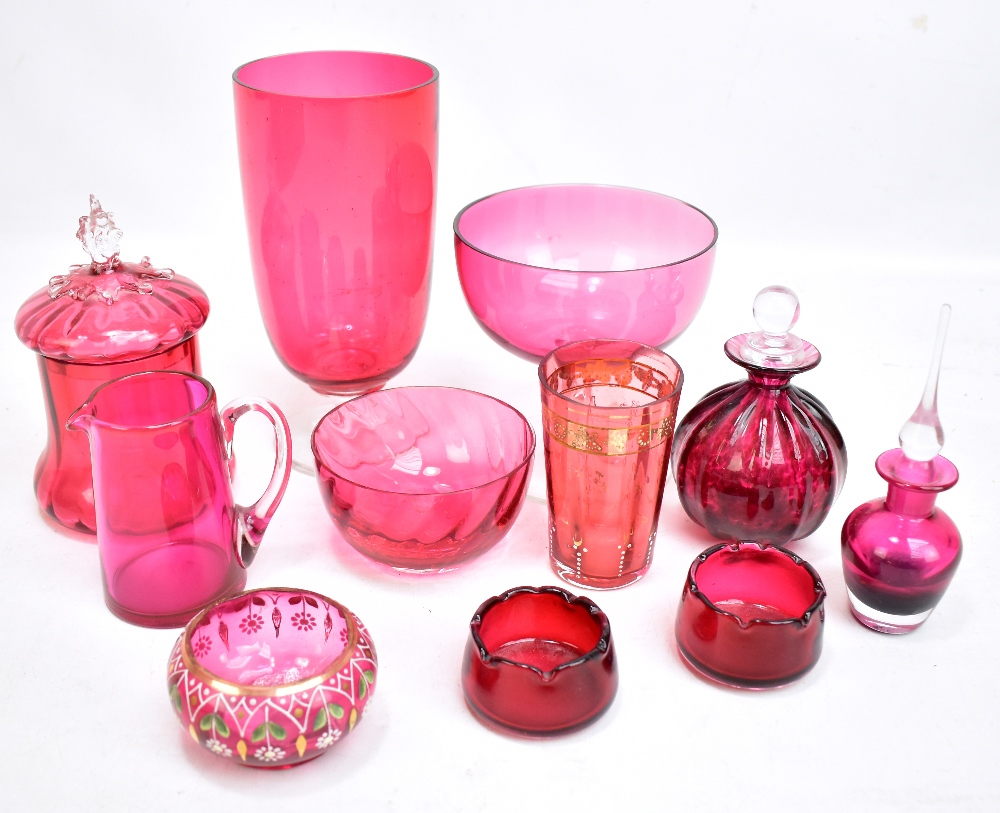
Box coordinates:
[68,371,291,627]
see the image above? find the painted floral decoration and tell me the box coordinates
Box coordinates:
[167,589,377,769]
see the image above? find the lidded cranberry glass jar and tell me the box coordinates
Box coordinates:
[14,197,210,533]
[671,286,847,545]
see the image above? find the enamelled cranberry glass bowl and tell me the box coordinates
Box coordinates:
[312,387,535,571]
[167,587,377,769]
[454,183,718,362]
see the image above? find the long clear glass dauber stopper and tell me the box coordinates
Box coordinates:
[898,304,951,462]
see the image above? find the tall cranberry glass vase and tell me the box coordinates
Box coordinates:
[233,51,438,396]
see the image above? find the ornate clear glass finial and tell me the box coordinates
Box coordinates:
[899,304,951,462]
[47,196,174,303]
[76,195,122,269]
[741,285,806,365]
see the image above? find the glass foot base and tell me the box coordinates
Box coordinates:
[463,696,608,739]
[847,589,932,634]
[550,560,647,590]
[237,752,323,770]
[105,549,246,628]
[676,644,804,690]
[105,594,223,629]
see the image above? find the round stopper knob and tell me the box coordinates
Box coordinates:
[735,284,816,369]
[753,285,800,336]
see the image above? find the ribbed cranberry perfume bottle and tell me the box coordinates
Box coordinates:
[841,305,961,633]
[671,286,847,545]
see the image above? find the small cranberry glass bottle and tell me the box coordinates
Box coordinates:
[14,197,209,533]
[671,286,847,545]
[842,306,961,633]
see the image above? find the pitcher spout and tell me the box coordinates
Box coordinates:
[66,402,95,433]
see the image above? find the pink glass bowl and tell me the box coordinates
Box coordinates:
[167,588,376,769]
[675,543,826,689]
[462,586,617,737]
[312,387,535,571]
[454,184,717,361]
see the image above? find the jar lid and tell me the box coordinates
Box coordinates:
[724,285,820,373]
[15,196,210,363]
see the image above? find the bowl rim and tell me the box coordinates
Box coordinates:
[233,50,439,100]
[686,542,827,629]
[468,585,613,681]
[180,587,360,698]
[310,385,536,497]
[538,338,684,413]
[453,182,719,273]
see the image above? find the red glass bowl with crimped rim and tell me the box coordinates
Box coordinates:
[312,387,535,572]
[462,586,618,736]
[454,183,717,362]
[675,543,826,690]
[166,587,377,769]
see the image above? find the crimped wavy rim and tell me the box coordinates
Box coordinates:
[469,585,612,680]
[687,542,826,629]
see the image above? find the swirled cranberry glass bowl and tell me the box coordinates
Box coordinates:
[312,387,535,571]
[454,184,717,361]
[167,588,377,769]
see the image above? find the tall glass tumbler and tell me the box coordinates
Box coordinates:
[233,52,438,396]
[539,339,683,589]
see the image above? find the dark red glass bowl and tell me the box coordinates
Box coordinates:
[312,387,534,572]
[675,543,826,689]
[462,586,618,736]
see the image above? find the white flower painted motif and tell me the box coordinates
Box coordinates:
[254,745,286,763]
[205,738,232,757]
[316,730,342,749]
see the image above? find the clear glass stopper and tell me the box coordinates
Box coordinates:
[899,304,951,461]
[47,196,173,302]
[740,285,806,365]
[75,195,122,269]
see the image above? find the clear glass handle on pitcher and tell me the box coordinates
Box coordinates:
[221,398,292,568]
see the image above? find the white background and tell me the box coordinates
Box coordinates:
[1,2,998,810]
